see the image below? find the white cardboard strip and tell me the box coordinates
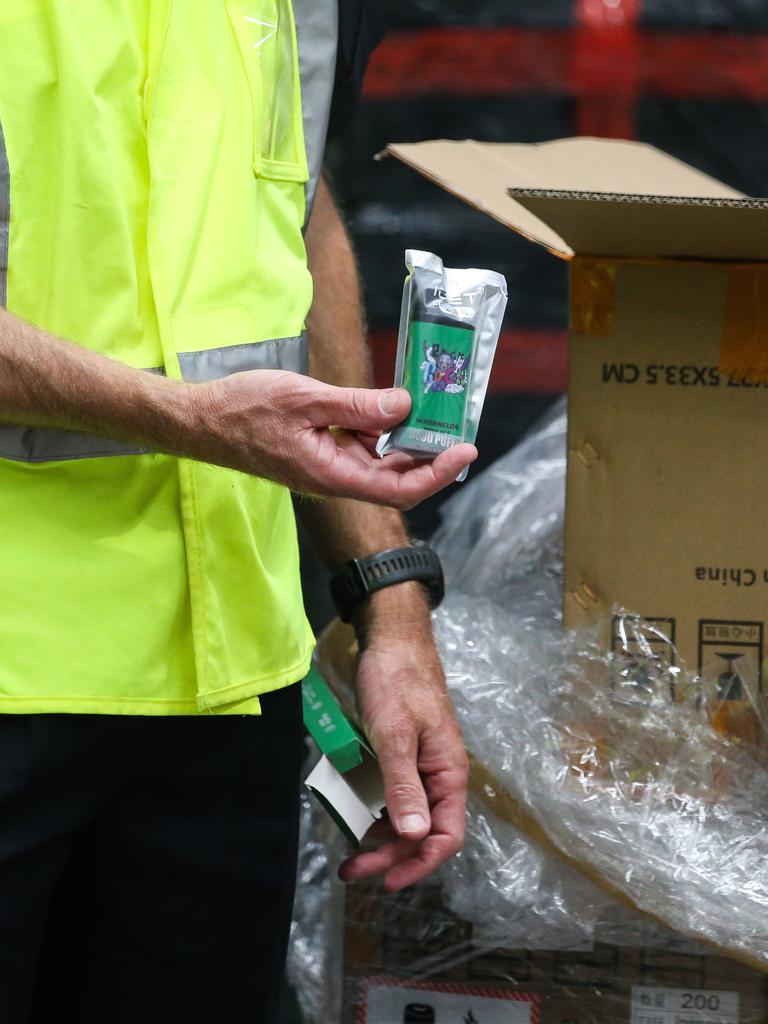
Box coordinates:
[305,752,386,845]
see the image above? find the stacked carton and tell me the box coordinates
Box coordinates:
[343,881,768,1023]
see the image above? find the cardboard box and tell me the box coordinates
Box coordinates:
[385,137,768,713]
[343,883,768,1023]
[326,141,768,1021]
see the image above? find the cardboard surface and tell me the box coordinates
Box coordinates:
[387,139,572,257]
[508,193,768,261]
[343,882,768,1024]
[564,257,768,692]
[388,135,768,701]
[386,137,752,259]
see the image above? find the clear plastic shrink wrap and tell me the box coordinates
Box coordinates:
[433,596,768,962]
[289,783,348,1024]
[433,396,567,621]
[289,402,768,1023]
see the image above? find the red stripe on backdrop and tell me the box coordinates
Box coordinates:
[572,29,640,137]
[576,0,642,30]
[369,328,568,395]
[364,29,768,104]
[365,29,587,97]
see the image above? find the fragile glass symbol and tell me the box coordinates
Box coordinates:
[403,1004,435,1023]
[716,652,745,701]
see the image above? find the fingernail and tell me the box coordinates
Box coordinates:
[398,813,426,834]
[380,389,403,415]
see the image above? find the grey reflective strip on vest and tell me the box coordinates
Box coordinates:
[177,333,308,381]
[0,426,151,463]
[293,0,339,223]
[0,118,9,308]
[0,335,308,463]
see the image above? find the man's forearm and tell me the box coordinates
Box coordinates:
[301,180,470,891]
[0,203,469,508]
[300,177,431,633]
[0,308,193,449]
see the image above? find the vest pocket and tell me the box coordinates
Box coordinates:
[226,0,309,183]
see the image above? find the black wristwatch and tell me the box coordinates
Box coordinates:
[329,544,444,624]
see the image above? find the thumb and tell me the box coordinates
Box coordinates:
[306,383,411,433]
[375,729,431,841]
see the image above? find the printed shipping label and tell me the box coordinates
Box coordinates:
[631,986,739,1024]
[362,978,538,1024]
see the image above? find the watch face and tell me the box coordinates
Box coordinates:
[404,1004,436,1023]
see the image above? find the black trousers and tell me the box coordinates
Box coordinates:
[0,684,304,1024]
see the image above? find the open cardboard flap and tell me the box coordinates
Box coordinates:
[387,137,768,261]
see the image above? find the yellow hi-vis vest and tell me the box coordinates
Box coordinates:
[0,0,338,715]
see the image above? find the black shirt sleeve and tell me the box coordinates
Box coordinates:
[328,0,388,140]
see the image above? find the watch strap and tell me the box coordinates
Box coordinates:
[329,545,444,623]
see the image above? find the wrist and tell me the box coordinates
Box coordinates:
[119,372,202,457]
[330,543,444,633]
[352,581,433,646]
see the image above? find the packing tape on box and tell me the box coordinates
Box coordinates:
[570,257,616,337]
[720,265,768,384]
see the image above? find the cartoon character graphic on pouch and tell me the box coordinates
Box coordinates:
[424,348,469,394]
[450,352,469,392]
[427,350,453,392]
[421,341,440,392]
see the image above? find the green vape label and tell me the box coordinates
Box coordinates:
[301,666,367,774]
[401,320,473,440]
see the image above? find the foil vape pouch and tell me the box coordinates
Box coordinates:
[376,250,508,481]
